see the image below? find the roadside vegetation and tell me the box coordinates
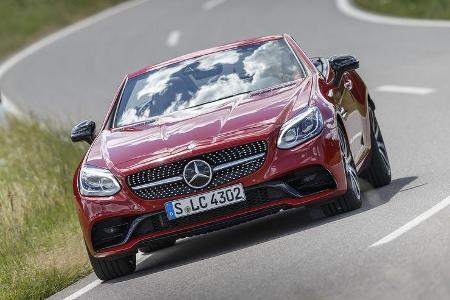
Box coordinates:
[0,118,90,299]
[0,0,126,59]
[355,0,450,20]
[0,1,129,298]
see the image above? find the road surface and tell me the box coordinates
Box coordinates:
[1,0,449,299]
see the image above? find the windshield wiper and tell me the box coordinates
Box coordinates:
[188,90,253,109]
[214,90,253,102]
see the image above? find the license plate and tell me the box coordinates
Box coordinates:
[165,184,246,220]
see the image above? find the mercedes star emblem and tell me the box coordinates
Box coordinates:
[183,159,212,189]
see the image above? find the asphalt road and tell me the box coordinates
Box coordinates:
[1,0,449,299]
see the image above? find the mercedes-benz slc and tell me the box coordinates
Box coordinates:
[71,34,391,280]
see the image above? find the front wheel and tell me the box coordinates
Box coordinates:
[87,248,136,281]
[321,124,362,217]
[361,107,391,187]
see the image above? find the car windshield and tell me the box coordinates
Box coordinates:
[113,39,305,127]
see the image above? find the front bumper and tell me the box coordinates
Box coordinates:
[74,121,347,258]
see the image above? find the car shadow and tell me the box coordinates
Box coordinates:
[108,176,419,284]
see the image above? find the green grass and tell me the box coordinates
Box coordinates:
[0,118,90,300]
[354,0,450,20]
[0,0,126,59]
[0,1,130,298]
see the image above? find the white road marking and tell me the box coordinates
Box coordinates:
[63,252,146,300]
[166,30,181,47]
[370,196,450,247]
[202,0,228,11]
[375,85,435,95]
[336,0,450,27]
[63,279,102,300]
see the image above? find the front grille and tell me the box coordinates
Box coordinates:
[127,141,267,200]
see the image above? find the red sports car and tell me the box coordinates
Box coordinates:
[71,34,391,280]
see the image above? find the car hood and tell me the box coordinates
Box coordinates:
[87,78,313,174]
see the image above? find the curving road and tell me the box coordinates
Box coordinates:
[1,0,449,299]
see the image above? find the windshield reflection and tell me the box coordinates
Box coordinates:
[115,39,305,127]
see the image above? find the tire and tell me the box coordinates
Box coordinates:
[321,124,362,217]
[87,248,136,281]
[139,239,176,254]
[362,107,391,187]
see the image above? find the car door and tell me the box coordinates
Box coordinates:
[316,60,369,169]
[333,70,369,168]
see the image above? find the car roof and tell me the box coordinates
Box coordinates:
[127,34,284,79]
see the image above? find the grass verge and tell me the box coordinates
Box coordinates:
[0,1,130,298]
[354,0,450,20]
[0,0,126,59]
[0,117,89,300]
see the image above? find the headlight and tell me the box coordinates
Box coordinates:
[79,165,121,196]
[277,106,323,149]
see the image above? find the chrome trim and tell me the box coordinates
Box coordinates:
[131,176,183,190]
[212,153,266,172]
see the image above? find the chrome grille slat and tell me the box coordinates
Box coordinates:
[131,175,183,190]
[212,152,266,172]
[127,141,267,199]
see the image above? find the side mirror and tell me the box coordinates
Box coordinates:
[329,55,359,85]
[71,120,96,144]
